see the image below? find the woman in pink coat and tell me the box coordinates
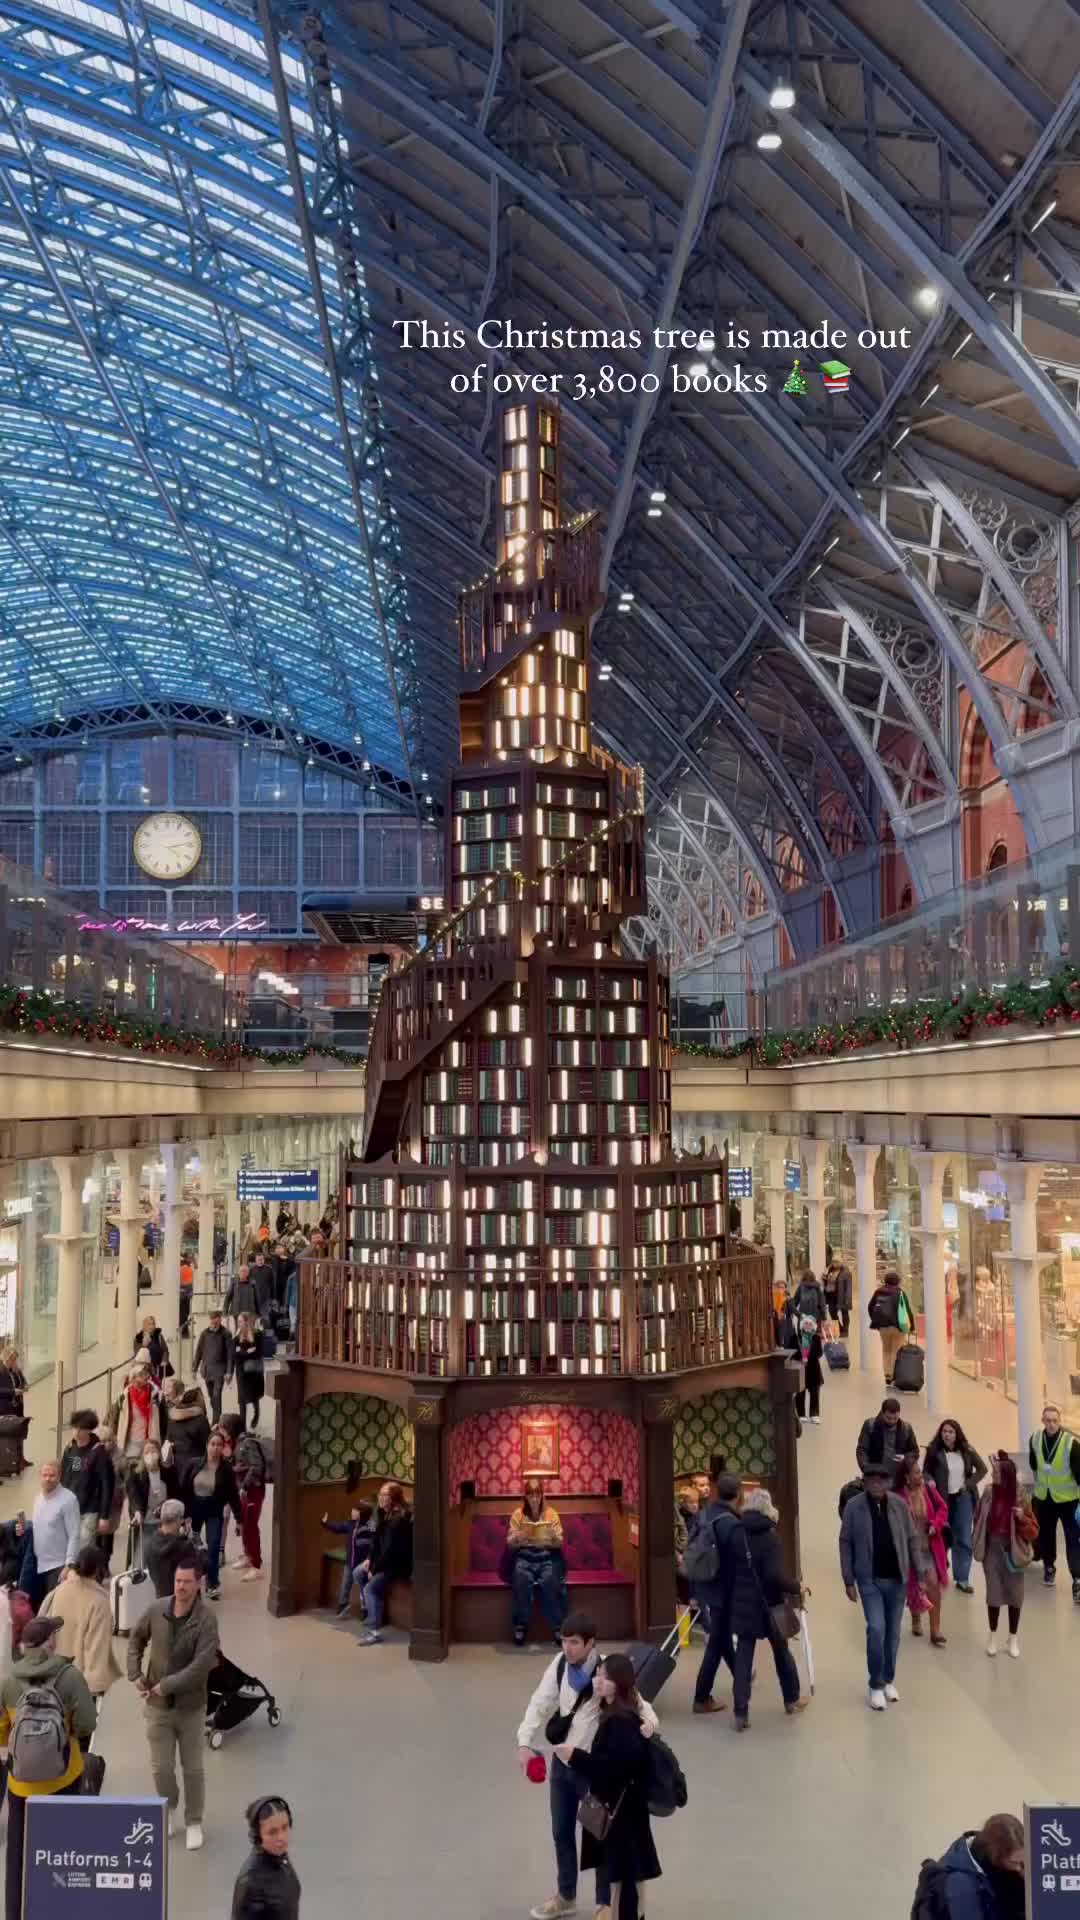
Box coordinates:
[896,1456,949,1646]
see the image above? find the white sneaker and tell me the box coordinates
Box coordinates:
[868,1688,887,1711]
[1007,1634,1020,1659]
[530,1900,577,1920]
[884,1683,899,1703]
[185,1824,204,1852]
[809,1415,821,1425]
[986,1633,998,1657]
[168,1812,184,1839]
[229,1555,249,1571]
[241,1567,262,1583]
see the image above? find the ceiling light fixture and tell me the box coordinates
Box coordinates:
[952,330,973,357]
[687,361,710,379]
[769,77,795,111]
[756,122,782,152]
[914,284,940,310]
[649,489,666,504]
[922,382,940,403]
[1032,195,1058,231]
[893,425,911,446]
[647,506,662,517]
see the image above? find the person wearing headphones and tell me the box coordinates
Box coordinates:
[231,1795,301,1919]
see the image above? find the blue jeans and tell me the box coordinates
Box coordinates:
[550,1754,610,1904]
[338,1562,363,1611]
[693,1609,736,1704]
[204,1515,224,1590]
[511,1550,566,1638]
[858,1578,906,1689]
[363,1570,388,1629]
[948,1490,975,1585]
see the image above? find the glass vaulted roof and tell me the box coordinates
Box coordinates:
[0,0,420,783]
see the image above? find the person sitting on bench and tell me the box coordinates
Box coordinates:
[507,1478,568,1646]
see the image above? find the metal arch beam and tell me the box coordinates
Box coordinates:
[596,678,794,934]
[738,390,1019,769]
[902,452,1079,720]
[647,840,714,952]
[597,0,750,590]
[814,590,956,801]
[258,0,419,804]
[639,488,911,831]
[299,0,651,299]
[654,794,748,940]
[740,60,1080,471]
[628,595,853,885]
[640,886,681,964]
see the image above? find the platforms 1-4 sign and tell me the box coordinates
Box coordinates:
[24,1796,167,1918]
[1027,1805,1080,1916]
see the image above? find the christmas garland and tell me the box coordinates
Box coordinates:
[0,985,365,1069]
[673,966,1080,1068]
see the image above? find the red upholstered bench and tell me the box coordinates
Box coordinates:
[451,1509,635,1641]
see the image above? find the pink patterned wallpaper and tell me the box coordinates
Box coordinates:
[449,1406,639,1507]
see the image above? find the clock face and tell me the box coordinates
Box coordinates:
[132,812,202,882]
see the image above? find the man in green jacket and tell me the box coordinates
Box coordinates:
[0,1614,97,1920]
[128,1551,220,1853]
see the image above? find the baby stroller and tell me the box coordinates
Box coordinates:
[205,1652,282,1750]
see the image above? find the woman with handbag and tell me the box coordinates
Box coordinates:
[894,1458,949,1646]
[554,1653,661,1920]
[972,1452,1038,1659]
[0,1348,29,1476]
[727,1487,810,1730]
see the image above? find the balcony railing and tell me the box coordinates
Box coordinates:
[765,839,1080,1033]
[0,857,230,1039]
[297,1250,775,1379]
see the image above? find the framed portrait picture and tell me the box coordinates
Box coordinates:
[520,1413,559,1478]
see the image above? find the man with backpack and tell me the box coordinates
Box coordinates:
[687,1468,743,1715]
[515,1611,658,1920]
[0,1613,97,1919]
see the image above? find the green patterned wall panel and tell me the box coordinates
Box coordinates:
[674,1389,774,1479]
[300,1393,412,1484]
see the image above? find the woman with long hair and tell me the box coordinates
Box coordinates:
[132,1315,170,1384]
[973,1453,1038,1658]
[0,1346,30,1475]
[931,1812,1025,1920]
[895,1457,949,1647]
[506,1477,567,1645]
[356,1481,413,1647]
[233,1313,265,1435]
[924,1418,988,1594]
[554,1652,661,1920]
[115,1355,164,1460]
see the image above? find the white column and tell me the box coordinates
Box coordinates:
[911,1150,951,1420]
[762,1137,789,1294]
[158,1143,185,1341]
[803,1139,830,1279]
[44,1156,92,1410]
[844,1144,883,1374]
[995,1159,1049,1454]
[195,1140,219,1296]
[224,1137,245,1269]
[113,1148,144,1367]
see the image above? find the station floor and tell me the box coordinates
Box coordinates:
[0,1356,1075,1918]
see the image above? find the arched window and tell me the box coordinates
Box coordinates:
[986,841,1009,873]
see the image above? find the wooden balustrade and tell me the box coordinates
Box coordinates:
[297,1250,776,1381]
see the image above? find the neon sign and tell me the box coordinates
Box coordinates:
[76,913,268,938]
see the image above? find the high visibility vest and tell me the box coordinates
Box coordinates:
[1031,1428,1080,1504]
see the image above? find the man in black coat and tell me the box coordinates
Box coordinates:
[193,1312,234,1425]
[856,1398,919,1479]
[690,1469,742,1715]
[223,1264,257,1326]
[824,1257,853,1336]
[248,1254,276,1325]
[59,1410,115,1549]
[729,1492,809,1730]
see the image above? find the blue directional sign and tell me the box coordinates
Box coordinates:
[728,1167,753,1198]
[24,1796,167,1919]
[784,1161,802,1192]
[1027,1805,1080,1917]
[237,1167,320,1203]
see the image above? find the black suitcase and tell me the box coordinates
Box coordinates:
[893,1342,925,1393]
[627,1608,699,1703]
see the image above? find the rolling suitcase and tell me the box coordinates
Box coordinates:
[892,1341,925,1393]
[824,1339,850,1371]
[0,1415,26,1478]
[110,1532,154,1638]
[626,1607,699,1703]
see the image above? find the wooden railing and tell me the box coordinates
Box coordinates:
[362,809,647,1153]
[296,1251,775,1379]
[460,513,602,680]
